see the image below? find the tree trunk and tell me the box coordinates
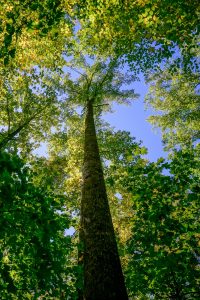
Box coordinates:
[80,100,128,300]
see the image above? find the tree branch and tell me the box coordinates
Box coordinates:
[0,100,52,150]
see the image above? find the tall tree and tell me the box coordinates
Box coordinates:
[56,57,138,299]
[80,99,128,299]
[2,55,139,298]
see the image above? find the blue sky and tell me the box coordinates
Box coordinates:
[104,76,167,162]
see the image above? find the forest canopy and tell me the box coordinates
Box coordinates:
[0,1,199,299]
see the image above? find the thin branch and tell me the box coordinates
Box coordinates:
[91,60,117,101]
[0,99,53,150]
[65,86,82,97]
[67,65,88,83]
[93,104,109,107]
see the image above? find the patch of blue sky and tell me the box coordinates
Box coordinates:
[103,74,167,162]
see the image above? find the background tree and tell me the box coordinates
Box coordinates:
[0,66,71,153]
[145,67,200,149]
[124,148,200,299]
[0,151,76,299]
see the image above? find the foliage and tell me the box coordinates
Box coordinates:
[52,56,139,109]
[0,66,70,153]
[145,68,200,149]
[0,2,199,296]
[76,0,200,71]
[125,147,200,299]
[1,0,199,71]
[0,0,74,67]
[0,151,76,299]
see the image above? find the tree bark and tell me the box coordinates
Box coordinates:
[80,100,128,300]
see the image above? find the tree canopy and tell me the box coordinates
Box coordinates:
[125,148,200,299]
[76,0,200,70]
[0,151,76,299]
[145,67,200,149]
[0,1,199,299]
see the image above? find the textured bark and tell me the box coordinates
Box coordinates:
[80,100,128,300]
